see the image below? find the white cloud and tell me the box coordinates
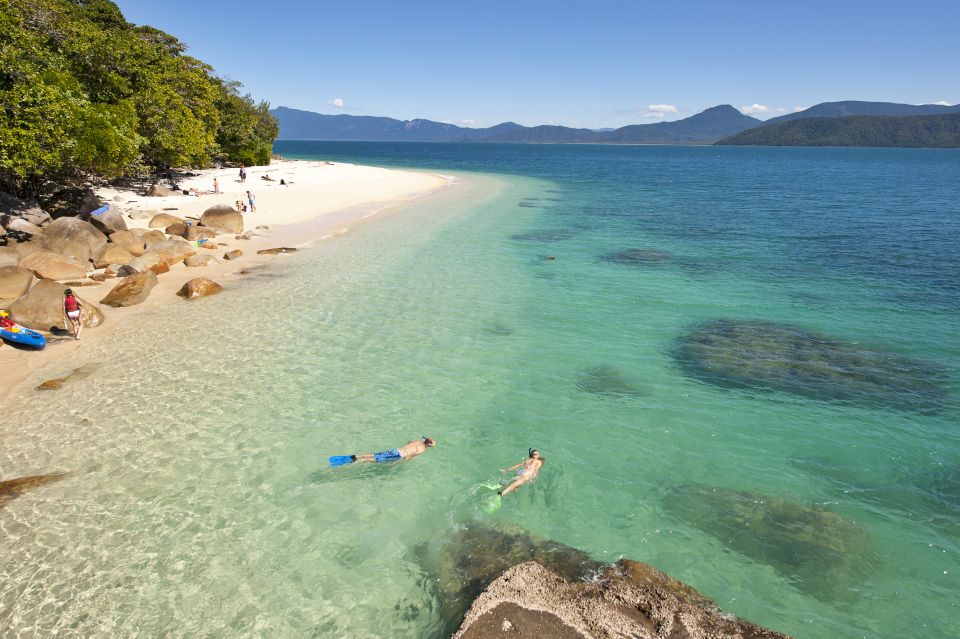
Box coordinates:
[934,100,952,106]
[327,98,346,109]
[740,103,770,115]
[644,104,679,119]
[793,106,807,112]
[458,119,477,126]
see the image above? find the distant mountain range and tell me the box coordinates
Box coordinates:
[717,111,960,148]
[271,105,762,145]
[271,101,960,147]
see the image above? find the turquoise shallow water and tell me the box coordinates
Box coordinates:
[2,144,959,637]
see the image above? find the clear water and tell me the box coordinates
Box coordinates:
[2,143,959,638]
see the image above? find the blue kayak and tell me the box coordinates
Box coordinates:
[0,322,47,349]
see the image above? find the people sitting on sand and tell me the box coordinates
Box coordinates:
[339,437,436,465]
[498,448,544,496]
[63,289,83,340]
[261,174,275,181]
[280,179,287,186]
[235,200,243,212]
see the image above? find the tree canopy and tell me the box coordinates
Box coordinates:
[0,0,278,194]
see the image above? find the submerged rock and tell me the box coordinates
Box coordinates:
[600,248,672,267]
[0,473,67,509]
[510,229,578,243]
[664,484,872,601]
[575,365,645,398]
[36,363,97,391]
[674,319,948,412]
[483,323,515,336]
[256,247,297,255]
[453,561,789,639]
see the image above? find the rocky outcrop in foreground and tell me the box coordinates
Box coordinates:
[453,561,789,639]
[417,523,789,639]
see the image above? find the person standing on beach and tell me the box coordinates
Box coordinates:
[498,448,544,496]
[239,165,246,183]
[63,289,83,340]
[247,191,256,212]
[213,177,219,193]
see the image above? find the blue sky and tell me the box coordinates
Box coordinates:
[114,0,959,128]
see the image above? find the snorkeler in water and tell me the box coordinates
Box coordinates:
[498,448,544,496]
[328,437,436,466]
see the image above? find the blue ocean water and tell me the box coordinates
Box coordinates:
[1,142,958,637]
[277,141,960,636]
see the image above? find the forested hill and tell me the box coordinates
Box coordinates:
[763,100,960,126]
[716,112,960,148]
[0,0,278,195]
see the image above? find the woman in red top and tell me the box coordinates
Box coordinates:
[63,289,83,340]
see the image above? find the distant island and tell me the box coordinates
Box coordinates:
[717,112,960,148]
[272,101,960,148]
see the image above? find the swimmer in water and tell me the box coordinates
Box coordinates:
[498,448,544,496]
[350,436,436,464]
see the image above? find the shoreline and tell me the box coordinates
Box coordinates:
[0,159,455,405]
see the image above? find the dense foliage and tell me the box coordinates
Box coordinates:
[0,0,278,194]
[717,113,960,148]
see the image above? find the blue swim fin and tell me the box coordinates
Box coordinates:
[328,455,355,467]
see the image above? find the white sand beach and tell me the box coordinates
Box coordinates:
[0,160,453,403]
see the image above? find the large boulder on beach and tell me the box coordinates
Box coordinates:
[0,192,48,226]
[147,237,195,263]
[88,207,128,234]
[39,217,107,263]
[0,266,35,302]
[176,277,223,300]
[223,249,242,260]
[165,222,188,237]
[92,244,135,269]
[9,279,104,331]
[132,228,165,244]
[148,213,184,229]
[0,246,20,268]
[108,230,147,257]
[145,183,175,197]
[128,250,172,275]
[19,250,89,280]
[100,271,158,307]
[184,225,218,241]
[5,217,45,237]
[200,204,244,233]
[39,187,101,218]
[184,254,216,267]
